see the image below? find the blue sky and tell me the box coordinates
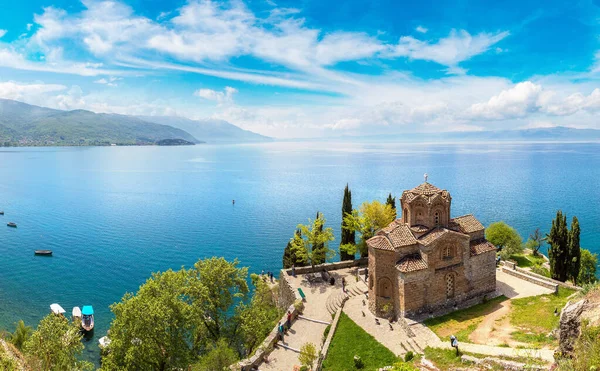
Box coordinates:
[1,0,600,138]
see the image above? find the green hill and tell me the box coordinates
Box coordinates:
[0,99,200,146]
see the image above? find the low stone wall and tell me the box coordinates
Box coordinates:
[500,261,581,291]
[315,297,347,371]
[229,302,302,371]
[278,270,301,309]
[501,266,559,293]
[283,258,368,276]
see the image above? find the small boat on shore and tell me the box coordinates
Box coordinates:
[34,250,53,256]
[7,222,16,228]
[81,305,94,332]
[50,303,66,316]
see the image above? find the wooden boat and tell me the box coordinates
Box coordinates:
[81,305,94,332]
[7,222,16,228]
[50,303,66,316]
[0,211,4,215]
[34,250,53,256]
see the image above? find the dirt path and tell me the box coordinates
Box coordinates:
[469,300,531,348]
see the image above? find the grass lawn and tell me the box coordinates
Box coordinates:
[322,312,399,371]
[423,296,507,342]
[509,287,576,346]
[509,253,546,268]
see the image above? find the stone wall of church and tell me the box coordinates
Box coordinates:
[467,250,497,296]
[368,248,400,317]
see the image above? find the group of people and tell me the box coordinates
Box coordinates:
[261,270,275,283]
[277,310,293,342]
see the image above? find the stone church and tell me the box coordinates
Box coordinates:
[367,180,497,318]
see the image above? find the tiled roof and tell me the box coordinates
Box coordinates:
[378,223,418,248]
[410,225,429,233]
[396,254,428,272]
[367,235,394,251]
[450,214,485,234]
[401,182,450,204]
[470,239,497,255]
[418,226,470,246]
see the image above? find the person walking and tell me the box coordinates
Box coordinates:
[286,310,292,329]
[278,322,284,342]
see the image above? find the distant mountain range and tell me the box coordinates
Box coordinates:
[138,115,271,144]
[310,126,600,143]
[0,99,271,146]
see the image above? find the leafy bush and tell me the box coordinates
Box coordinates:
[299,343,318,367]
[404,351,414,362]
[353,354,364,369]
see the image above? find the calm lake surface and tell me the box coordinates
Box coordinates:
[0,141,599,361]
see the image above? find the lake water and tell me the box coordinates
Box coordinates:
[0,141,599,361]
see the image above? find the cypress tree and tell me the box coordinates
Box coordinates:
[386,193,397,219]
[547,210,569,282]
[568,216,581,284]
[312,212,326,265]
[340,184,356,261]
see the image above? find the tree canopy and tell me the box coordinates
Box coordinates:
[567,216,581,284]
[24,314,93,371]
[578,248,598,285]
[524,228,544,257]
[291,213,335,268]
[342,200,396,258]
[485,221,523,260]
[101,257,280,370]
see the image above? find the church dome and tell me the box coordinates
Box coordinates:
[401,182,450,204]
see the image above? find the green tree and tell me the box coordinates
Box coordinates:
[101,269,193,371]
[339,184,356,261]
[24,314,93,371]
[485,221,523,260]
[291,213,335,268]
[568,216,581,284]
[192,338,238,371]
[186,258,249,352]
[298,342,318,368]
[236,274,281,354]
[7,320,32,350]
[525,228,544,256]
[578,248,598,285]
[343,200,396,258]
[547,210,570,282]
[283,229,308,268]
[386,193,397,219]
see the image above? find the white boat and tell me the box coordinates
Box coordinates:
[50,303,66,315]
[72,306,82,320]
[98,336,111,349]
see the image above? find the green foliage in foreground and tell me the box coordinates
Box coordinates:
[578,248,598,285]
[555,322,600,371]
[291,213,336,268]
[0,342,20,371]
[101,257,281,371]
[24,314,93,371]
[192,338,238,371]
[342,200,395,258]
[322,312,398,370]
[6,320,32,350]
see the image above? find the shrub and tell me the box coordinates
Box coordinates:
[300,366,309,371]
[294,299,305,314]
[299,342,318,367]
[404,351,414,362]
[354,355,364,369]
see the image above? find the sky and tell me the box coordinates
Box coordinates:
[2,0,600,138]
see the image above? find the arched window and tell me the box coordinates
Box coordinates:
[378,277,392,299]
[446,274,455,298]
[435,212,440,225]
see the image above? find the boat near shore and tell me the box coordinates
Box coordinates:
[81,305,94,332]
[0,211,4,215]
[50,303,66,316]
[7,222,16,228]
[34,250,53,256]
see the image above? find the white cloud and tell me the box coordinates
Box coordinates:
[0,81,67,101]
[466,81,545,120]
[194,86,237,103]
[93,76,121,86]
[26,24,33,31]
[415,26,428,33]
[391,29,509,70]
[0,30,7,39]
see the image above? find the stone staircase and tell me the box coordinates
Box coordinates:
[326,282,368,315]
